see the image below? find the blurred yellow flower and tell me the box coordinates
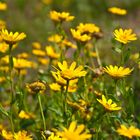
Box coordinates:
[42,0,52,5]
[97,95,122,111]
[77,23,100,34]
[0,76,6,83]
[14,130,33,140]
[0,20,6,30]
[114,28,137,44]
[14,58,34,70]
[49,11,75,22]
[26,81,46,94]
[38,57,49,65]
[19,110,35,119]
[104,65,133,78]
[32,42,41,49]
[57,121,91,140]
[0,2,7,10]
[60,39,77,49]
[32,49,46,57]
[0,42,9,53]
[116,124,140,139]
[71,29,91,42]
[56,61,87,80]
[46,46,60,59]
[17,52,29,59]
[48,34,63,43]
[1,129,13,140]
[108,7,127,15]
[0,29,26,45]
[90,52,97,57]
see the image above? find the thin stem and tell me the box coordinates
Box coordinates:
[8,44,15,133]
[37,93,46,130]
[64,80,69,117]
[95,43,102,67]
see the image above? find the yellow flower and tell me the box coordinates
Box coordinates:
[56,61,87,80]
[0,29,26,45]
[48,34,63,43]
[38,58,49,65]
[108,7,127,15]
[0,76,6,83]
[0,42,9,53]
[104,65,133,78]
[26,81,46,94]
[46,46,60,59]
[90,52,97,58]
[14,58,34,70]
[19,110,35,119]
[57,121,92,140]
[0,2,7,11]
[71,29,91,42]
[114,28,137,44]
[49,83,61,91]
[50,79,78,92]
[32,49,46,57]
[32,42,41,49]
[1,129,13,140]
[49,11,75,22]
[60,39,77,49]
[0,124,4,131]
[116,124,140,139]
[14,130,33,140]
[48,132,63,140]
[77,23,100,34]
[17,52,29,59]
[97,95,122,111]
[0,20,6,30]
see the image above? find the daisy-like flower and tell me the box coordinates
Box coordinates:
[104,65,133,78]
[0,29,26,45]
[97,95,122,111]
[14,130,33,140]
[1,129,13,140]
[116,124,140,139]
[57,121,92,140]
[108,7,127,15]
[49,11,75,22]
[76,23,100,34]
[55,61,87,80]
[26,81,46,94]
[113,28,137,44]
[71,29,91,42]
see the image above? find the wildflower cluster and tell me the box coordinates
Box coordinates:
[0,1,140,140]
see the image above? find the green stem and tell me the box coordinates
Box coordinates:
[64,80,69,117]
[8,44,15,133]
[95,43,102,67]
[120,44,124,65]
[37,93,46,130]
